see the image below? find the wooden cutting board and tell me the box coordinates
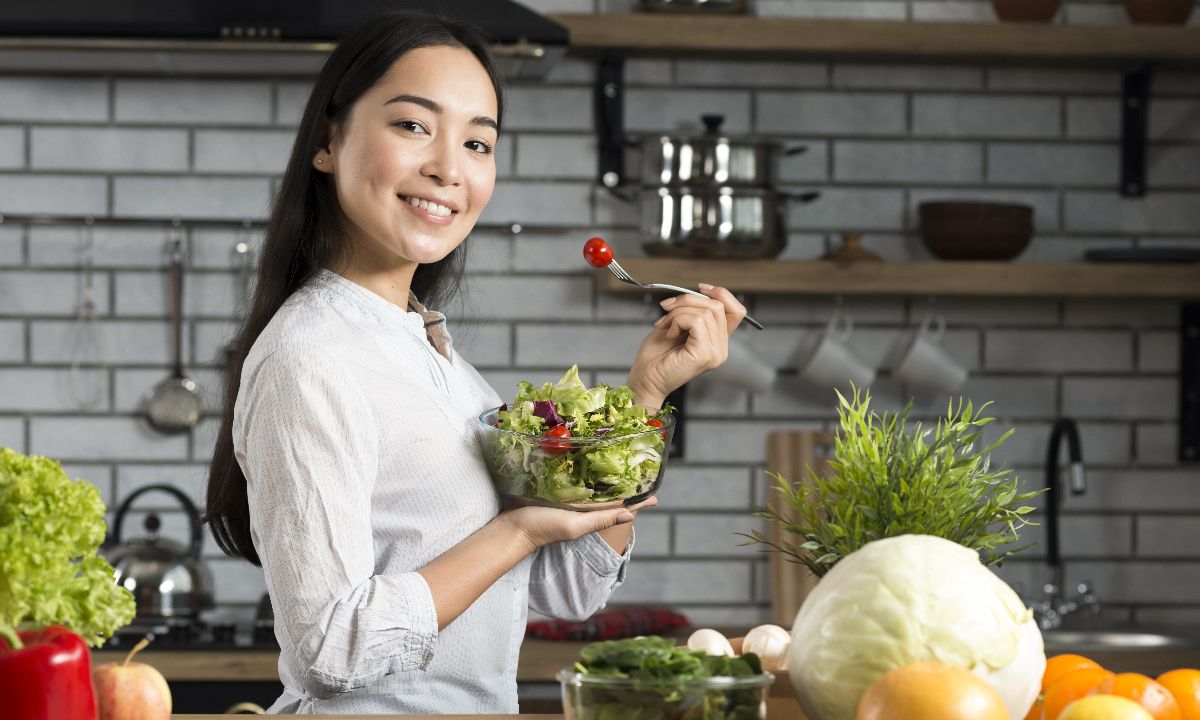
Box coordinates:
[765,430,836,627]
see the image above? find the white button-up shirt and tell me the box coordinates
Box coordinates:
[233,269,633,715]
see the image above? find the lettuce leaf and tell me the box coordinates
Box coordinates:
[0,448,136,648]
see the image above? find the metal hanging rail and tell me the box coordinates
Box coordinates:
[0,213,264,229]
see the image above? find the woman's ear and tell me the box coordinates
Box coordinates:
[312,145,334,174]
[313,124,336,174]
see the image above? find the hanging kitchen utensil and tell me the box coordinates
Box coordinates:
[103,484,215,622]
[67,217,105,409]
[143,227,204,434]
[221,221,256,368]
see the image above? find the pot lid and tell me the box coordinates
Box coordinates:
[636,114,785,146]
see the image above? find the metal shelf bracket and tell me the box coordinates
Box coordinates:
[1120,63,1156,197]
[1182,302,1200,463]
[596,53,626,191]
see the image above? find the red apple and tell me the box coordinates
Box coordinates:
[93,637,171,720]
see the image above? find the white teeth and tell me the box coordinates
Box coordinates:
[403,195,452,217]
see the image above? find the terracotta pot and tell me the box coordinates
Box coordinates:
[990,0,1064,21]
[1122,0,1194,24]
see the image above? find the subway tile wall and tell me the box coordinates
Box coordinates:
[1,0,1199,630]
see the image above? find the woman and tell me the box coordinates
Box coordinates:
[204,10,746,715]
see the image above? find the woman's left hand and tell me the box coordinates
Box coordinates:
[626,284,747,408]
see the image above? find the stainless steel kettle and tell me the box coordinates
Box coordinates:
[104,484,215,621]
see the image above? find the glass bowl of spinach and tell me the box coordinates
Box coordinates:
[558,636,774,720]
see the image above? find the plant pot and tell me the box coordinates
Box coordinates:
[1122,0,1194,24]
[990,0,1064,21]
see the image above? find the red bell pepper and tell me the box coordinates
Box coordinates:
[0,625,98,720]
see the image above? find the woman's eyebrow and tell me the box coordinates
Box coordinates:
[384,93,498,131]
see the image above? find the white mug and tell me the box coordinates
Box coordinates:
[797,313,876,391]
[890,314,967,393]
[706,335,776,393]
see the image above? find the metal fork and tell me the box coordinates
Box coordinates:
[607,258,764,330]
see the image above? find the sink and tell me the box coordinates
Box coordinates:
[1042,629,1200,652]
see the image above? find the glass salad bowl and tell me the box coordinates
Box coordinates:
[558,668,774,720]
[477,406,676,511]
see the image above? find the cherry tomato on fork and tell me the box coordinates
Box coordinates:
[583,237,613,268]
[540,424,572,454]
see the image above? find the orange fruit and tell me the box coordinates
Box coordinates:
[1046,655,1105,692]
[1026,697,1045,720]
[1093,674,1183,720]
[855,661,1008,720]
[1060,695,1155,720]
[1157,670,1200,720]
[1045,668,1117,720]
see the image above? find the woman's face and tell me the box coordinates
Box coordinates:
[315,45,498,269]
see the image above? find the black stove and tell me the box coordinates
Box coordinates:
[107,617,279,651]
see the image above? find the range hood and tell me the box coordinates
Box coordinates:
[0,0,568,78]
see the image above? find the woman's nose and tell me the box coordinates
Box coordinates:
[421,135,463,186]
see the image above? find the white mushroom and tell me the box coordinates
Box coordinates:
[686,628,736,657]
[742,624,792,671]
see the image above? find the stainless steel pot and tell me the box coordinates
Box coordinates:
[631,114,806,188]
[104,484,215,621]
[640,186,819,259]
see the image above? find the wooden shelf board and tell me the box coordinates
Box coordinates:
[601,259,1200,299]
[549,13,1200,66]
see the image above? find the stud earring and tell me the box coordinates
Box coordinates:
[316,159,324,164]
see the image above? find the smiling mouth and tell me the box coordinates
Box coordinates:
[399,195,456,217]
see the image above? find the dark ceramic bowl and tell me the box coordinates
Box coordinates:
[918,201,1034,261]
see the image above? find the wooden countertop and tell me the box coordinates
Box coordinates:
[95,636,1200,683]
[92,638,596,683]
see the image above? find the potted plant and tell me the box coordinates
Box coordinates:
[742,388,1041,578]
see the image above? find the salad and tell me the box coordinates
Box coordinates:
[482,365,673,506]
[561,636,768,720]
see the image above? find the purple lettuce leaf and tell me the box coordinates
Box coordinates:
[532,400,565,427]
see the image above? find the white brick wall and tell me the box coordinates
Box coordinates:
[1,5,1198,627]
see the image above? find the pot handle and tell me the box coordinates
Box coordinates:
[780,190,821,203]
[108,483,204,560]
[605,186,637,203]
[784,144,809,156]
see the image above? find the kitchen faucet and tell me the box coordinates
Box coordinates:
[1029,418,1101,630]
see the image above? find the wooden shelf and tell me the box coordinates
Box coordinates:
[601,259,1200,299]
[549,13,1200,66]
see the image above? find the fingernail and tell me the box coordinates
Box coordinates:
[660,297,676,307]
[617,511,635,524]
[698,282,714,291]
[654,316,666,326]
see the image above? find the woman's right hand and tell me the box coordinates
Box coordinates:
[500,497,658,551]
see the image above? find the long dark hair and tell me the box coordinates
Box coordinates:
[205,11,506,565]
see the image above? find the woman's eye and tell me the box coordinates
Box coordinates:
[392,120,427,134]
[466,140,494,155]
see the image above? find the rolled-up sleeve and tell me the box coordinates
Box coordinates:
[235,347,439,699]
[527,529,635,621]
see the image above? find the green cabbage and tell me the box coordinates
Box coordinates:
[787,534,1044,720]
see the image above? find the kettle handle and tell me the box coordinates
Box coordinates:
[110,484,204,560]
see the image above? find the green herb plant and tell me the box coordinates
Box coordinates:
[570,636,764,720]
[740,388,1041,577]
[0,448,135,649]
